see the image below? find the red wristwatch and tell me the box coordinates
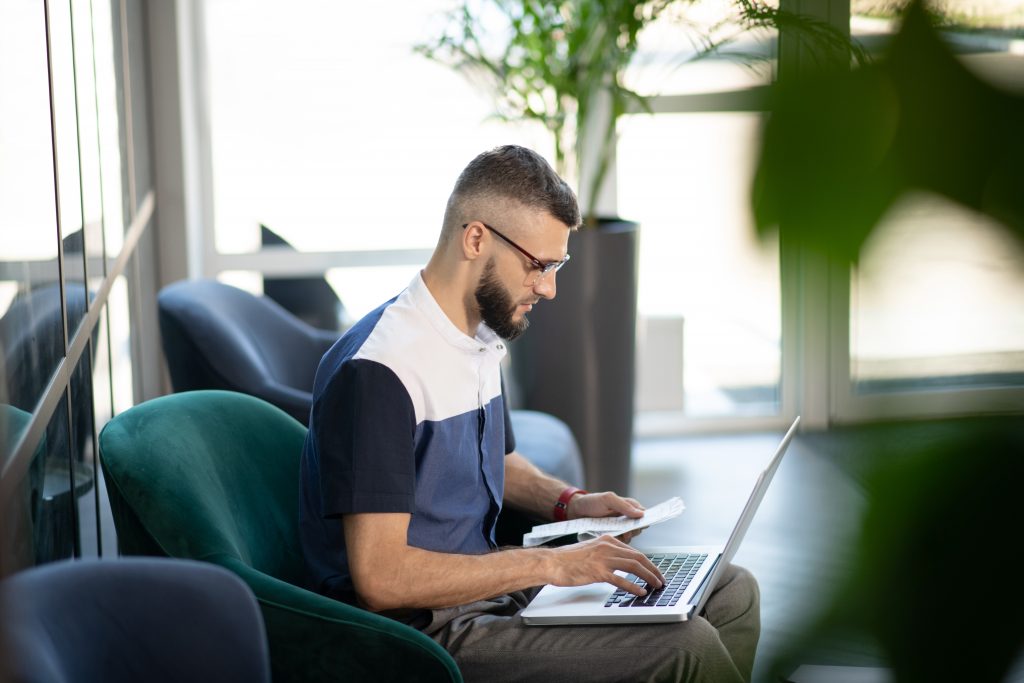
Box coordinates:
[553,486,587,521]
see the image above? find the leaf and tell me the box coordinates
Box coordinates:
[753,0,1024,262]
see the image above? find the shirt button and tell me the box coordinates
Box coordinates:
[497,344,504,350]
[479,347,486,352]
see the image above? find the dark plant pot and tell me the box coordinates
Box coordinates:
[509,218,639,495]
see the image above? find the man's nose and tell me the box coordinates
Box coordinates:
[534,271,557,300]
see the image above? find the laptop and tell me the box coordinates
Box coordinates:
[521,416,801,625]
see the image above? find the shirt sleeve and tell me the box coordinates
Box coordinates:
[312,358,417,518]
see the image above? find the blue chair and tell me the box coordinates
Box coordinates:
[157,279,585,488]
[0,557,271,682]
[158,279,339,425]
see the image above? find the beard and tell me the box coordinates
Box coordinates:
[475,258,530,341]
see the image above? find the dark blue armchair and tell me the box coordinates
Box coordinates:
[158,279,339,425]
[0,557,271,682]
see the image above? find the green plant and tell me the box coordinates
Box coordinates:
[416,0,867,220]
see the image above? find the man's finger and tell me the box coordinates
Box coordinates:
[601,533,634,548]
[620,558,663,589]
[608,573,648,597]
[606,495,645,518]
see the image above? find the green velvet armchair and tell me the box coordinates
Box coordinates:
[99,390,461,683]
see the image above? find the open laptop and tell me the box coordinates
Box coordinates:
[521,416,801,625]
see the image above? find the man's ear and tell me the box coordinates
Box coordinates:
[461,221,486,261]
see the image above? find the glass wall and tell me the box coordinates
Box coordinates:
[1,5,67,573]
[1,0,148,575]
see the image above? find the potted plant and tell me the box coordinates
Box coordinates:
[417,0,864,493]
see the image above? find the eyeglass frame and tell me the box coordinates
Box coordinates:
[462,221,571,282]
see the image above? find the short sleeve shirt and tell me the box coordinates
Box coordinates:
[299,273,516,601]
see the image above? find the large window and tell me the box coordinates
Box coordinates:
[191,1,1023,434]
[199,1,790,428]
[827,12,1024,422]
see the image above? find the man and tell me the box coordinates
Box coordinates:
[300,145,760,682]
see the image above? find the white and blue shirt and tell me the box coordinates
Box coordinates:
[299,273,515,601]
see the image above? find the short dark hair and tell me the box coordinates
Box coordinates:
[446,145,581,230]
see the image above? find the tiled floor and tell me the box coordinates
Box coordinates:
[631,429,877,682]
[632,424,1024,683]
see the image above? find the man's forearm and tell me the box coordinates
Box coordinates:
[353,543,552,612]
[344,511,663,614]
[502,451,572,521]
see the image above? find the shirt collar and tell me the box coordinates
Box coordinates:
[406,272,508,360]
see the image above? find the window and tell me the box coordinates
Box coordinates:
[622,4,781,430]
[620,112,780,421]
[850,193,1024,394]
[828,11,1024,422]
[200,0,552,316]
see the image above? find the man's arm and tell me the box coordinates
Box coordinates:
[344,511,664,612]
[344,452,664,612]
[503,450,647,524]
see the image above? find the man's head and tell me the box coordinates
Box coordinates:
[441,145,581,237]
[436,146,580,340]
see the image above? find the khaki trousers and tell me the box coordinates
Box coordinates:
[421,563,761,683]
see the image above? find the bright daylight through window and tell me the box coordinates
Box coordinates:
[200,0,1024,427]
[201,0,782,424]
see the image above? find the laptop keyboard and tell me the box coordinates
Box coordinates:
[604,552,708,608]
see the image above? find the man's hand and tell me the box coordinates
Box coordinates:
[568,491,647,543]
[569,491,644,520]
[545,534,664,597]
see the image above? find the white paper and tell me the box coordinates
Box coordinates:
[522,496,685,547]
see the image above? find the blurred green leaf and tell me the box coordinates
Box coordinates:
[417,0,863,218]
[753,0,1024,262]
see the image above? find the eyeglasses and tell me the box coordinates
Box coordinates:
[463,222,571,285]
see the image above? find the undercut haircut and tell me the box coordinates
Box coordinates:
[443,145,581,235]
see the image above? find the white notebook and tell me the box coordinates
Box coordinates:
[522,497,685,547]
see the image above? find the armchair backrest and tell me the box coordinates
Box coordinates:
[158,280,338,423]
[0,557,271,683]
[99,390,307,583]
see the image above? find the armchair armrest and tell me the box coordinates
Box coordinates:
[222,559,461,683]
